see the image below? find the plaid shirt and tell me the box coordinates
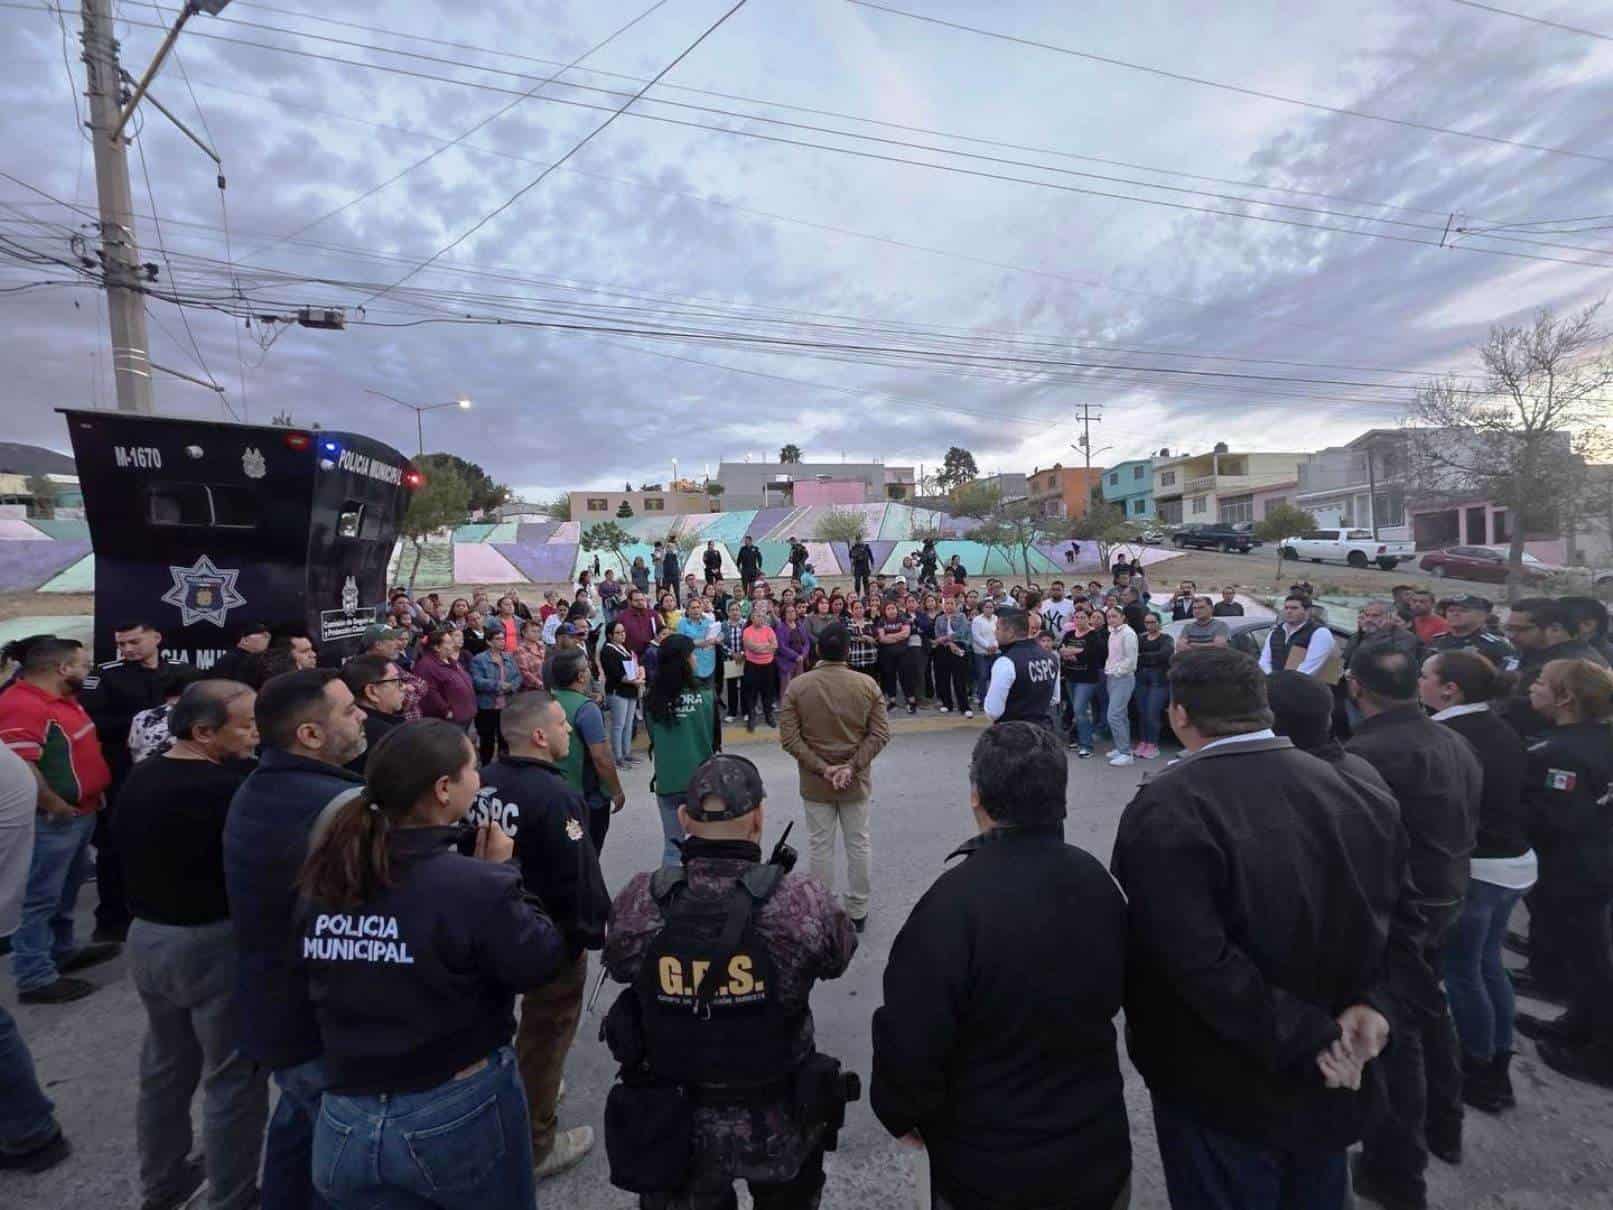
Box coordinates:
[721,620,747,659]
[846,620,878,670]
[513,642,546,690]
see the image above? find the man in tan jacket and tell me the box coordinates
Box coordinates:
[778,623,890,932]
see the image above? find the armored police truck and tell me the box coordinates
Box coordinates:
[61,409,416,667]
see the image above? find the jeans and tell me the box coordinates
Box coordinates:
[1442,880,1527,1059]
[1105,674,1135,755]
[11,810,97,992]
[803,798,871,920]
[265,1056,332,1210]
[314,1046,534,1210]
[657,793,688,867]
[1137,675,1170,746]
[973,653,997,701]
[1152,1098,1345,1210]
[129,918,269,1210]
[741,662,778,720]
[932,648,969,710]
[1066,681,1100,748]
[515,951,588,1164]
[877,646,912,703]
[608,693,637,764]
[0,1002,58,1155]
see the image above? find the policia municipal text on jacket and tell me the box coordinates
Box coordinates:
[297,719,565,1210]
[601,754,859,1208]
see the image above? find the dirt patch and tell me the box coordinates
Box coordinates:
[0,592,93,623]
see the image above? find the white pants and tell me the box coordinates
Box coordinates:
[803,797,871,920]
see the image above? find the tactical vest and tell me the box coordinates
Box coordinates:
[634,865,799,1089]
[998,639,1060,723]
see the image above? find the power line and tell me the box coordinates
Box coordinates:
[1446,0,1612,42]
[237,0,673,260]
[18,6,1612,268]
[359,0,751,306]
[845,0,1613,167]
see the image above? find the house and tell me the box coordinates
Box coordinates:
[1027,464,1105,521]
[1295,430,1411,535]
[0,442,84,518]
[1153,447,1306,526]
[715,460,914,510]
[975,472,1029,504]
[1101,458,1154,521]
[569,488,714,519]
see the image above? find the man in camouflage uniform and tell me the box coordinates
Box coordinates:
[604,754,857,1209]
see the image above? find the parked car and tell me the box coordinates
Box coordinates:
[1171,523,1253,553]
[1231,522,1264,549]
[1418,545,1558,584]
[1279,528,1416,571]
[1138,528,1166,545]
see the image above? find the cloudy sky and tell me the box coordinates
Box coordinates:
[3,0,1610,500]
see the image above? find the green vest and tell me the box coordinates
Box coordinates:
[646,689,716,797]
[553,687,590,794]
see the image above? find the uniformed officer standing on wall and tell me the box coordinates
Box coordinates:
[601,753,859,1210]
[80,619,172,943]
[981,607,1060,725]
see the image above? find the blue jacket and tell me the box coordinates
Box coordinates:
[224,747,365,1070]
[469,649,521,711]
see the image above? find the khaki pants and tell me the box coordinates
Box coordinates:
[515,948,588,1162]
[803,797,871,920]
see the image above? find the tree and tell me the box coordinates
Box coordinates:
[909,519,943,542]
[704,481,725,498]
[1069,503,1143,572]
[968,498,1050,581]
[949,480,1002,522]
[25,474,58,520]
[417,453,511,517]
[616,499,635,518]
[967,519,1012,575]
[937,446,979,492]
[670,528,702,565]
[581,521,634,577]
[541,495,572,522]
[1256,503,1320,580]
[400,462,471,591]
[1409,303,1613,599]
[778,444,803,464]
[813,507,868,544]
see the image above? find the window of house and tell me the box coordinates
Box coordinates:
[1133,465,1144,480]
[1133,499,1147,514]
[1191,496,1207,515]
[1220,497,1252,525]
[1159,499,1183,524]
[644,497,665,511]
[1161,471,1177,487]
[1108,472,1119,486]
[1219,456,1248,476]
[586,498,609,511]
[1264,496,1287,513]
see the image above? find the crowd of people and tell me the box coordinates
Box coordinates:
[0,541,1610,1210]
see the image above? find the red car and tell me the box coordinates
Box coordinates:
[1418,546,1555,584]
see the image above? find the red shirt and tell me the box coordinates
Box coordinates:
[1412,614,1450,643]
[0,680,111,814]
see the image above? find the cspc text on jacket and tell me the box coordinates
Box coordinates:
[597,753,860,1209]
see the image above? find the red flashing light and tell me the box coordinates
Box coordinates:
[403,468,424,490]
[283,431,313,451]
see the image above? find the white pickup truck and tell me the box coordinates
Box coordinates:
[1279,528,1416,571]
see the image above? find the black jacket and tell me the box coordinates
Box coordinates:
[1347,705,1482,910]
[873,825,1129,1210]
[81,658,169,780]
[1439,707,1530,860]
[301,826,563,1094]
[1111,736,1406,1152]
[738,543,764,576]
[1525,721,1613,892]
[472,756,609,956]
[1505,639,1611,736]
[224,748,366,1069]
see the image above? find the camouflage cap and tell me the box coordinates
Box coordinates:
[684,753,766,821]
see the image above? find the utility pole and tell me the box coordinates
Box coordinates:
[82,0,154,413]
[1365,443,1380,539]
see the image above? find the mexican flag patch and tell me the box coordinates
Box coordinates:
[1546,769,1577,792]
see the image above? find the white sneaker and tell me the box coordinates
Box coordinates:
[1107,752,1134,766]
[938,705,950,713]
[534,1126,594,1180]
[963,710,974,719]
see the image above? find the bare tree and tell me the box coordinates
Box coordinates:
[1409,303,1613,599]
[813,508,868,544]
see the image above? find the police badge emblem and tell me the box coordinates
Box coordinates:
[242,446,267,479]
[161,555,247,627]
[342,575,360,616]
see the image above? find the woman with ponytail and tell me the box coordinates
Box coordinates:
[298,719,563,1210]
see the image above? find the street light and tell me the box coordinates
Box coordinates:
[364,389,472,456]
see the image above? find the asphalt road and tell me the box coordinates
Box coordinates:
[6,714,1612,1209]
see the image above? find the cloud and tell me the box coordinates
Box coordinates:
[1,0,1609,501]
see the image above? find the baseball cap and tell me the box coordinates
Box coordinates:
[1445,594,1492,612]
[684,754,766,821]
[360,623,408,646]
